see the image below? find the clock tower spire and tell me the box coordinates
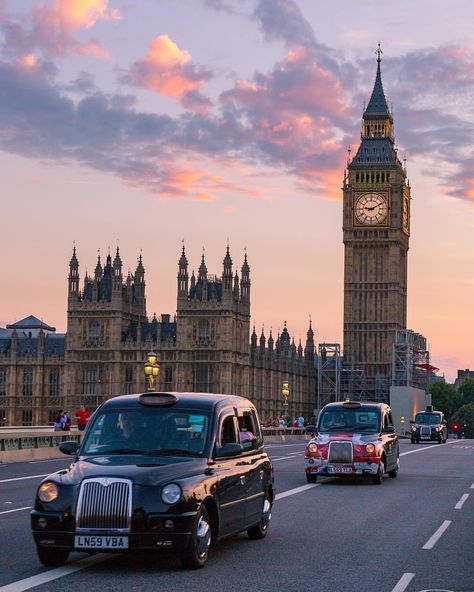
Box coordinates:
[343,46,411,401]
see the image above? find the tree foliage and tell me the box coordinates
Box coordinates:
[458,378,474,406]
[452,403,474,437]
[429,381,461,419]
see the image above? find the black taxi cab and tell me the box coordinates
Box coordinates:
[304,401,400,485]
[31,392,274,569]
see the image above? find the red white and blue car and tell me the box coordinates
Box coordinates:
[304,401,400,485]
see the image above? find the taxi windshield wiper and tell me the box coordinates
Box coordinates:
[146,449,201,457]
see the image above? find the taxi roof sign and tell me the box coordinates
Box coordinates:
[139,392,178,406]
[342,401,362,409]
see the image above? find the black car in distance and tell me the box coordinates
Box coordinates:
[31,392,274,569]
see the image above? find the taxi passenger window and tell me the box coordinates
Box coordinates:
[238,410,258,451]
[220,415,238,446]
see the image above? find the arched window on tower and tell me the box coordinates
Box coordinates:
[88,321,101,342]
[197,319,211,344]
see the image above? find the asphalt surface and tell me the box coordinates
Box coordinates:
[0,438,473,592]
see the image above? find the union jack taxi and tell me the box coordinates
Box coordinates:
[304,401,400,485]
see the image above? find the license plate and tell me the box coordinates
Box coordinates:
[74,535,128,549]
[328,466,352,474]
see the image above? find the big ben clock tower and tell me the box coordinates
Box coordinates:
[343,46,410,400]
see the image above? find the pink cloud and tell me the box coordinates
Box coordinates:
[124,35,212,112]
[156,161,263,202]
[1,0,118,59]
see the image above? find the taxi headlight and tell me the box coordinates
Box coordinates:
[161,483,182,505]
[411,426,417,432]
[365,443,376,455]
[307,443,318,454]
[38,482,59,503]
[435,426,441,432]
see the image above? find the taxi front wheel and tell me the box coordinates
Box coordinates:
[372,460,385,485]
[180,506,211,570]
[306,473,318,483]
[37,547,70,567]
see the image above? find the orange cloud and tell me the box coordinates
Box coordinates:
[29,0,119,58]
[17,54,36,68]
[156,161,263,202]
[125,35,211,102]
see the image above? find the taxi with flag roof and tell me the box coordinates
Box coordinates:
[304,400,400,485]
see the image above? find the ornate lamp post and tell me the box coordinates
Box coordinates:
[144,351,160,392]
[281,381,290,421]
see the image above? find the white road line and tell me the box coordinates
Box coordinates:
[0,507,32,516]
[454,493,469,509]
[422,520,451,549]
[400,440,457,457]
[265,443,307,449]
[470,482,474,489]
[391,572,415,592]
[275,483,318,500]
[0,474,48,484]
[29,459,67,464]
[0,554,110,592]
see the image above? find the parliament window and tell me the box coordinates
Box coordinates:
[125,366,133,394]
[193,364,212,393]
[84,366,99,395]
[23,370,33,396]
[22,409,33,426]
[49,368,60,396]
[0,410,6,427]
[0,370,6,396]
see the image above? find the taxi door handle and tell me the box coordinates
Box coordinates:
[240,475,246,485]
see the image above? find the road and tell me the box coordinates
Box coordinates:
[0,439,473,592]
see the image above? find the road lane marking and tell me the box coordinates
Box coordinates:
[0,554,110,592]
[0,507,32,515]
[29,459,68,464]
[422,520,451,549]
[275,483,318,500]
[400,441,457,457]
[0,474,48,484]
[470,482,474,489]
[391,573,415,592]
[454,493,469,509]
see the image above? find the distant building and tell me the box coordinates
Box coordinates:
[0,246,317,426]
[454,369,474,390]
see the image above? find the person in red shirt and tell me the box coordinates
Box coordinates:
[75,405,90,431]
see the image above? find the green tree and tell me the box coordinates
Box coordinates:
[452,403,474,437]
[428,381,461,419]
[458,378,474,406]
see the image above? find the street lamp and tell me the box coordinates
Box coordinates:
[144,351,160,392]
[282,381,290,420]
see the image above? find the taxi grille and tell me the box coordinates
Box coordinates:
[328,441,353,464]
[76,478,132,531]
[420,427,431,436]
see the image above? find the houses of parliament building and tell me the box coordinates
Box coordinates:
[0,246,318,426]
[0,49,421,426]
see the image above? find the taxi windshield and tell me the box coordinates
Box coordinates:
[81,408,210,456]
[415,413,442,425]
[318,407,380,433]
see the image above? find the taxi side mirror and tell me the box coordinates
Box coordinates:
[409,420,415,424]
[59,440,80,455]
[214,443,243,459]
[383,425,396,434]
[305,425,317,434]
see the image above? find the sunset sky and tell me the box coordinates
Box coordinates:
[1,0,474,382]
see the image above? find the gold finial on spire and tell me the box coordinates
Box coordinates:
[376,41,383,63]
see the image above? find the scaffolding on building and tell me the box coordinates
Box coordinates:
[317,343,341,411]
[340,364,366,401]
[391,329,436,391]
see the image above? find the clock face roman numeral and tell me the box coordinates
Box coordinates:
[354,192,388,225]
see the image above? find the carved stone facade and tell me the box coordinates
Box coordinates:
[0,247,317,425]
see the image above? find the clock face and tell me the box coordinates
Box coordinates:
[355,193,388,225]
[402,196,410,231]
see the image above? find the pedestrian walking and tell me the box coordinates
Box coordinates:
[61,411,71,431]
[53,410,64,432]
[75,404,90,431]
